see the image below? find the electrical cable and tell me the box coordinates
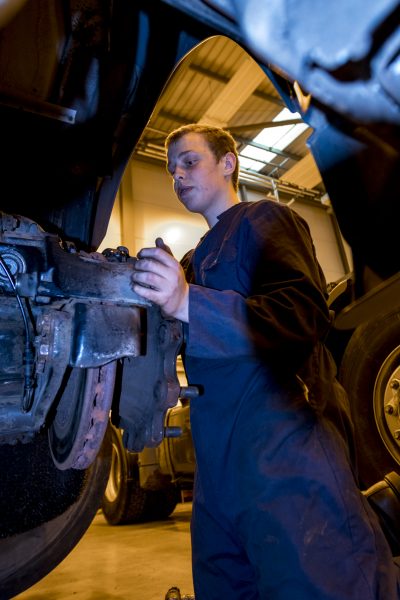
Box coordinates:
[0,254,35,411]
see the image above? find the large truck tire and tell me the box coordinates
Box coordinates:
[0,425,112,599]
[339,309,400,488]
[102,424,179,525]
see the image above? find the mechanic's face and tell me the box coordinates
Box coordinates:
[167,132,235,224]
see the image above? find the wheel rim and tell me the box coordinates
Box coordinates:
[104,438,122,503]
[374,344,400,465]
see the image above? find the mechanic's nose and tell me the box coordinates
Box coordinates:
[173,167,184,181]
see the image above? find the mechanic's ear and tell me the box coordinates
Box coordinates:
[223,152,236,176]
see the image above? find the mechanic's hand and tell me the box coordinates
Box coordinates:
[132,237,189,322]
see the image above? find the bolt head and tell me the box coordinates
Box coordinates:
[390,379,400,390]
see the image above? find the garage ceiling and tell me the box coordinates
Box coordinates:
[133,35,325,204]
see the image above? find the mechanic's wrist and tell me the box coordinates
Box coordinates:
[170,284,189,323]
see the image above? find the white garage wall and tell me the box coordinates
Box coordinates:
[99,158,352,283]
[291,202,352,284]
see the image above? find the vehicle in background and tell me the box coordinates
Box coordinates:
[102,404,194,525]
[102,357,194,525]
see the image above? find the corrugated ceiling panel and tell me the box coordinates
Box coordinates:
[229,95,281,133]
[194,36,247,78]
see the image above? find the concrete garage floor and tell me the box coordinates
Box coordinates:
[14,502,194,600]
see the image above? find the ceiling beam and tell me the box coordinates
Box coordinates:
[234,134,302,161]
[197,55,268,127]
[228,118,303,133]
[189,63,284,106]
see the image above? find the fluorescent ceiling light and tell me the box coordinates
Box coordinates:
[239,108,308,172]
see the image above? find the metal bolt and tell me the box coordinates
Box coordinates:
[180,385,200,400]
[164,426,182,438]
[39,343,50,356]
[390,379,400,390]
[117,246,130,258]
[386,404,395,415]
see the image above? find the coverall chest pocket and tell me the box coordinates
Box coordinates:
[198,240,240,289]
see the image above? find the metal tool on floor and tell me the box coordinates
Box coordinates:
[164,586,195,599]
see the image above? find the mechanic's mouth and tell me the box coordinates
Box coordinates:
[179,186,193,197]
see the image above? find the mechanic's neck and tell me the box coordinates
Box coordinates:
[204,189,240,228]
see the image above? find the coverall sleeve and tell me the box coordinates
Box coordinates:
[185,202,332,370]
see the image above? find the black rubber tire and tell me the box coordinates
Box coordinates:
[0,424,112,599]
[339,309,400,488]
[144,485,180,522]
[101,425,179,525]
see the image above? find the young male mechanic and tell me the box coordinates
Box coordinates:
[132,124,399,599]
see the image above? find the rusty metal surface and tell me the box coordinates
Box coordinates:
[117,307,183,452]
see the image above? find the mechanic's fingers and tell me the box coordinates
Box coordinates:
[131,282,161,302]
[137,246,176,266]
[134,256,168,275]
[131,268,162,290]
[155,237,173,256]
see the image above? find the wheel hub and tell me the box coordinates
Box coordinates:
[374,346,400,461]
[104,438,123,503]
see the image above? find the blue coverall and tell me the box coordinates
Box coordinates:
[181,199,400,599]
